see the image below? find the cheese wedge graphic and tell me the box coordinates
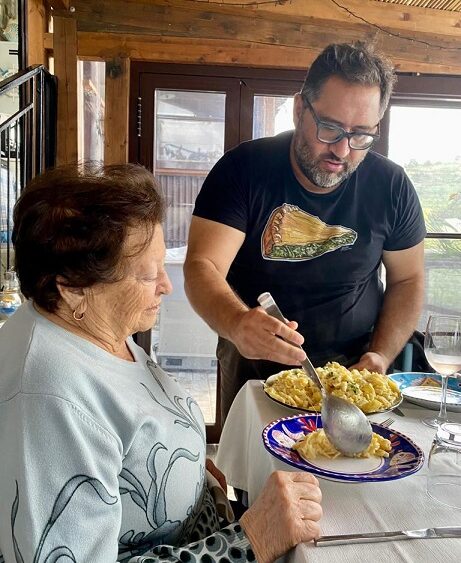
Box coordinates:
[262,204,357,260]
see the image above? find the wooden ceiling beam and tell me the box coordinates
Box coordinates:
[76,32,461,75]
[211,0,461,37]
[68,0,461,69]
[71,0,461,38]
[43,1,461,74]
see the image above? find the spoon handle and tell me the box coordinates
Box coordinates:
[257,292,324,390]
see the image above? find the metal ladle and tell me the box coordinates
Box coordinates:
[258,292,372,456]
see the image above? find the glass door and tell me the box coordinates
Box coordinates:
[134,70,240,441]
[239,77,300,141]
[252,94,294,139]
[153,88,227,433]
[131,65,304,441]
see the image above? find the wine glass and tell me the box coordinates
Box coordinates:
[427,422,461,509]
[422,315,461,428]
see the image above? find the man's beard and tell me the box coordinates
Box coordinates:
[293,127,363,189]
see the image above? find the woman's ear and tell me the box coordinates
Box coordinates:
[55,276,86,313]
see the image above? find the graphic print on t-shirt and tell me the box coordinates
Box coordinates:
[261,203,357,261]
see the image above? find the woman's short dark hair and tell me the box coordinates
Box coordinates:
[301,42,396,117]
[13,163,165,312]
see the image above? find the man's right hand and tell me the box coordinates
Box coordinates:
[185,217,306,367]
[229,306,307,366]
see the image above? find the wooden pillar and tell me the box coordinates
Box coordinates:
[104,57,130,164]
[54,15,78,165]
[27,0,47,67]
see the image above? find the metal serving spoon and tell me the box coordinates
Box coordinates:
[258,292,372,456]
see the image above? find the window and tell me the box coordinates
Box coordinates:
[155,90,225,172]
[252,95,293,139]
[387,76,461,329]
[131,64,304,440]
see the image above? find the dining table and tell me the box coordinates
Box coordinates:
[215,379,461,562]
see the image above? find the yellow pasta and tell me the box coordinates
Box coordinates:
[264,361,401,413]
[293,429,392,460]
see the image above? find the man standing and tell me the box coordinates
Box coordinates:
[184,42,426,423]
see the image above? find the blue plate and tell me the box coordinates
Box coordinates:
[262,414,424,483]
[388,372,461,412]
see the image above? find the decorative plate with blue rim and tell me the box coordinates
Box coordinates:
[262,414,424,483]
[388,372,461,413]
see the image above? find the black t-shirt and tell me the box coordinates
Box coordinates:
[193,131,426,363]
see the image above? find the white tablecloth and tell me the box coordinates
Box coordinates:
[215,380,461,562]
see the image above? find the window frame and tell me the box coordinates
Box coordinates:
[381,73,461,323]
[380,73,461,243]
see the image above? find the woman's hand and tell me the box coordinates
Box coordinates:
[205,458,227,491]
[239,471,322,563]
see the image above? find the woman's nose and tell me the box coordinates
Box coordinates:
[161,272,173,296]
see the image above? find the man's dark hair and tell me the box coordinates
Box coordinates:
[13,162,164,312]
[301,42,396,116]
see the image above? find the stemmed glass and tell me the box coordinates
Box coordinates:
[422,315,461,428]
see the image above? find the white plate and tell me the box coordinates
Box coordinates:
[402,386,461,412]
[388,373,461,413]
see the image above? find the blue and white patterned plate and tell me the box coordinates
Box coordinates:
[262,414,424,483]
[388,372,461,413]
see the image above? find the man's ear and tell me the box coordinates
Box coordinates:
[55,276,86,312]
[293,93,304,128]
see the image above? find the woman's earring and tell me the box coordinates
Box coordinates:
[73,309,85,321]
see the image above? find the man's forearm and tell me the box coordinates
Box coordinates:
[369,278,424,367]
[184,256,307,366]
[184,258,248,340]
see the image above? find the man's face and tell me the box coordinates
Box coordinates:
[292,76,381,191]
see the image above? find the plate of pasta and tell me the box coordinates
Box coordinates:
[262,414,424,482]
[263,362,402,415]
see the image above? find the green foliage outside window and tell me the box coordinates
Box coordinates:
[404,160,461,316]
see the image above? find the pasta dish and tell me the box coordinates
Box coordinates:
[264,361,401,413]
[293,429,392,459]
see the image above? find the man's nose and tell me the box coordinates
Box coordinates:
[330,136,351,159]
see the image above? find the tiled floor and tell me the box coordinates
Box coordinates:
[172,369,217,424]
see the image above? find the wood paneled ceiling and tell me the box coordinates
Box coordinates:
[44,0,461,75]
[374,0,461,11]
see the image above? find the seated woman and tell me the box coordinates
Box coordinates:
[0,164,322,563]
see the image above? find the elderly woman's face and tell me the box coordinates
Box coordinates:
[85,223,172,337]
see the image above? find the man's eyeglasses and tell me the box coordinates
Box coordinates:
[303,98,380,150]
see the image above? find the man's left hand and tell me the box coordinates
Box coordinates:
[350,351,390,374]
